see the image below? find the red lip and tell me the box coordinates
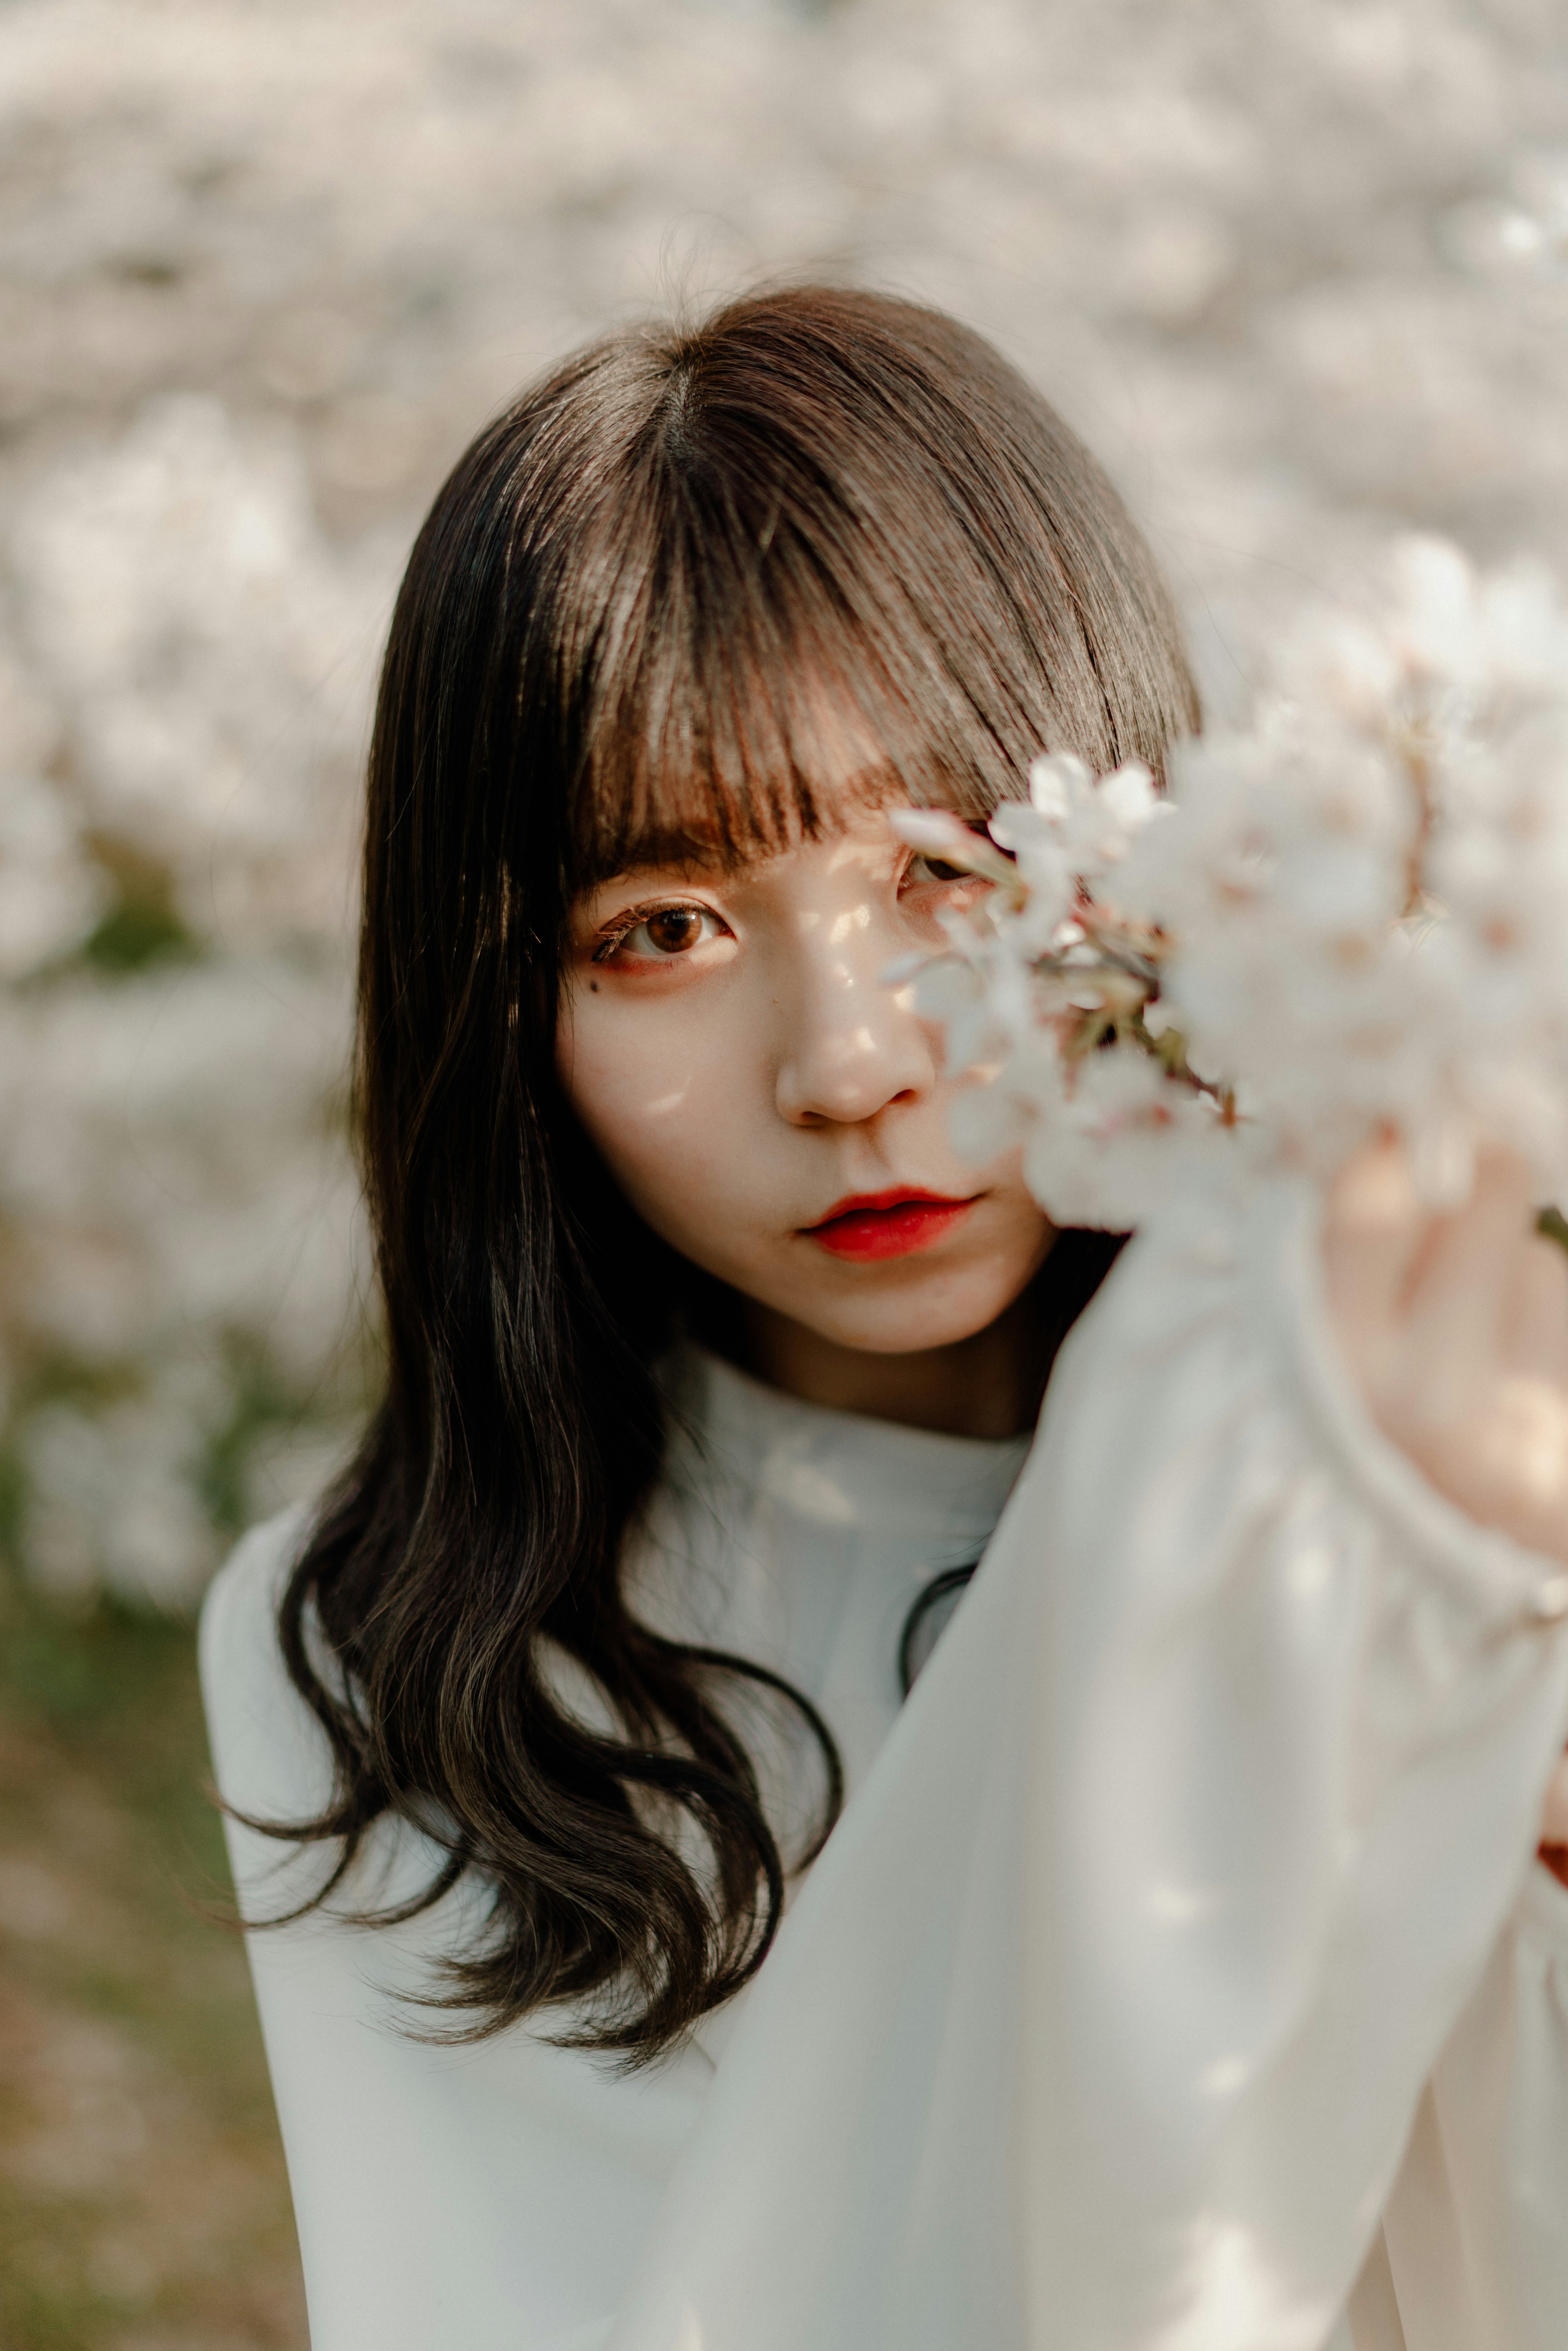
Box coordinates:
[803,1188,980,1262]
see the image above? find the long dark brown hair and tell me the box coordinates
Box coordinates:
[259,286,1198,2064]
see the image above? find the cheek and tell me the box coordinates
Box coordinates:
[557,992,771,1245]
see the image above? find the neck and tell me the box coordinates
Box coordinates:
[739,1288,1047,1440]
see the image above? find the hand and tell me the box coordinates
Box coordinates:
[1324,1141,1568,1876]
[1323,1140,1568,1568]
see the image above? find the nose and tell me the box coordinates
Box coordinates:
[774,909,938,1128]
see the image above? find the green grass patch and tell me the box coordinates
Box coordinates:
[0,1566,305,2348]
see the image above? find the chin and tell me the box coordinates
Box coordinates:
[791,1266,1033,1357]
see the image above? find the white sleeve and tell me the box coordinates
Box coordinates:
[1372,1858,1568,2349]
[607,1172,1568,2351]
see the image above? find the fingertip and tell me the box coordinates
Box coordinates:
[1503,1228,1568,1380]
[1327,1136,1426,1239]
[1322,1138,1432,1348]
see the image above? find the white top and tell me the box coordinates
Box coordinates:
[201,1172,1568,2351]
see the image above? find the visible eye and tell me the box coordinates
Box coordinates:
[900,842,996,895]
[593,901,728,964]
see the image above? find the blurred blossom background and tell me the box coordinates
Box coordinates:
[0,0,1564,2342]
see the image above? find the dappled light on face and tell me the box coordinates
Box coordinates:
[829,904,872,943]
[826,829,897,876]
[828,1028,880,1067]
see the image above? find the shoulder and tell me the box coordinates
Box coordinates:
[200,1499,313,1665]
[199,1501,331,1825]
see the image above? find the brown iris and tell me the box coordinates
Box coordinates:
[645,906,706,954]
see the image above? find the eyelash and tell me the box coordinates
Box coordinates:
[588,858,987,964]
[589,900,721,964]
[904,852,976,886]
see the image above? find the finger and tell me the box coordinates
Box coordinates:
[1322,1137,1435,1340]
[1397,1151,1541,1400]
[1541,1748,1568,1847]
[1501,1229,1568,1387]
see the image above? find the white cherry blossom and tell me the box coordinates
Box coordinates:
[911,540,1568,1231]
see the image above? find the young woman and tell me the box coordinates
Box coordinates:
[201,287,1568,2351]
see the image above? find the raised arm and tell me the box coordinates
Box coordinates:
[1323,1142,1568,2349]
[608,1168,1568,2351]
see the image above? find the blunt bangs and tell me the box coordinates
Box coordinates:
[521,287,1198,891]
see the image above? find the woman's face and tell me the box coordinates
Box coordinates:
[557,799,1055,1361]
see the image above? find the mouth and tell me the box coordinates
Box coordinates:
[802,1188,981,1262]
